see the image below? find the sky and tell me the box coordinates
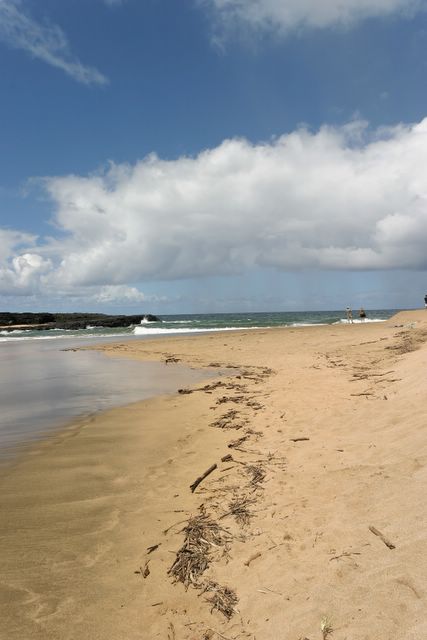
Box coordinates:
[1,0,427,314]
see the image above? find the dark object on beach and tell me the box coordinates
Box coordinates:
[368,525,396,549]
[221,454,233,462]
[190,464,218,493]
[290,437,310,442]
[203,581,238,619]
[168,512,231,589]
[165,355,180,364]
[244,551,262,567]
[146,543,161,554]
[178,388,193,394]
[135,561,150,578]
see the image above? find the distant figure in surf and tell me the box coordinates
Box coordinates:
[359,307,366,321]
[346,307,353,323]
[424,294,427,309]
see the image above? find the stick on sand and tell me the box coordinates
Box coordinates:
[368,525,396,549]
[190,463,217,493]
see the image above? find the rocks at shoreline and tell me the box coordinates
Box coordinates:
[0,312,161,332]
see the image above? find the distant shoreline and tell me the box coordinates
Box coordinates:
[0,312,160,332]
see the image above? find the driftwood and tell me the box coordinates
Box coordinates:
[290,437,310,442]
[190,464,218,493]
[146,543,161,554]
[369,525,396,549]
[135,560,150,578]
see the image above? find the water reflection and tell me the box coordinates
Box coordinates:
[0,337,210,459]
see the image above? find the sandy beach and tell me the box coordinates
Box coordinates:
[1,310,427,640]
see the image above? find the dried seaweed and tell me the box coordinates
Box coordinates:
[210,410,246,430]
[203,581,239,619]
[223,496,256,526]
[245,464,266,486]
[168,512,231,589]
[216,395,246,405]
[228,435,250,449]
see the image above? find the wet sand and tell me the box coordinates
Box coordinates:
[0,337,212,460]
[1,311,427,639]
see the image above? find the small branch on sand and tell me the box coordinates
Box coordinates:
[190,464,218,493]
[290,437,310,442]
[135,560,150,578]
[205,627,235,640]
[146,543,161,554]
[368,525,396,549]
[244,551,262,566]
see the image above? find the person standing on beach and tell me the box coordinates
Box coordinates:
[424,294,427,308]
[346,307,353,323]
[359,307,366,321]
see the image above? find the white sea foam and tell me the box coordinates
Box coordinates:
[334,318,386,325]
[290,322,328,327]
[0,329,29,336]
[133,325,265,336]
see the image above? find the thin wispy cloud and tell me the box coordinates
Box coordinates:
[202,0,426,35]
[0,0,108,85]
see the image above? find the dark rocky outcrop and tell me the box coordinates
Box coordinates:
[0,312,161,331]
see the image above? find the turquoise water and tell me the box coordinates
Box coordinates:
[0,309,397,343]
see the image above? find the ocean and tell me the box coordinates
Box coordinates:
[0,309,396,343]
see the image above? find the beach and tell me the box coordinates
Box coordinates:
[1,310,427,639]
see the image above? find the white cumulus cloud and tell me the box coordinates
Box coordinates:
[2,117,427,299]
[0,0,108,85]
[202,0,426,34]
[93,284,147,304]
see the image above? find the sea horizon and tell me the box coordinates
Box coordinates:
[0,308,400,343]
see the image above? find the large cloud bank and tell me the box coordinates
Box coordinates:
[203,0,425,32]
[2,118,427,298]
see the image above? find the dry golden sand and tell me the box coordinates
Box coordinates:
[1,310,427,639]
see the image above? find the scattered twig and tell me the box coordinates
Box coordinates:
[190,464,218,493]
[320,616,333,639]
[244,551,262,566]
[290,437,310,442]
[163,518,188,535]
[135,560,150,578]
[146,543,161,554]
[329,551,361,561]
[206,627,235,640]
[368,525,396,549]
[257,586,283,596]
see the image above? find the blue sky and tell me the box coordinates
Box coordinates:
[1,0,427,313]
